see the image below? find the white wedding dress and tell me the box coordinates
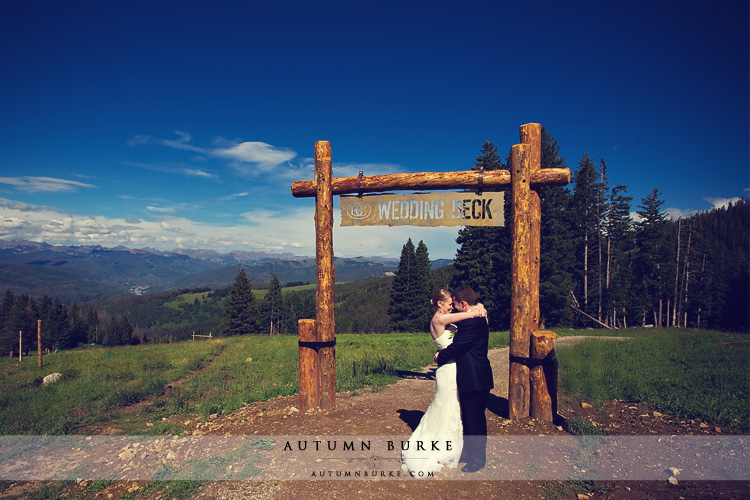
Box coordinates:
[401,327,463,476]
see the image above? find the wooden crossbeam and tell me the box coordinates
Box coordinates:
[291,168,570,198]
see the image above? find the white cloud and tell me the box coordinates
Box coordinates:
[123,161,218,180]
[0,176,95,193]
[0,217,25,230]
[130,132,409,188]
[183,168,215,178]
[132,132,303,177]
[704,196,742,209]
[0,199,56,213]
[213,141,296,171]
[218,192,249,202]
[162,131,205,153]
[665,208,697,220]
[146,205,177,214]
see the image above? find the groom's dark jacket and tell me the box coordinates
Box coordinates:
[436,316,494,393]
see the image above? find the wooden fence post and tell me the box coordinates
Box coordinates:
[315,141,336,409]
[37,320,42,368]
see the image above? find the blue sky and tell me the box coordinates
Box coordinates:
[0,0,747,260]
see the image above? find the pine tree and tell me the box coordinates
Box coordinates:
[0,291,15,354]
[221,268,256,336]
[103,315,134,346]
[414,240,433,329]
[571,152,606,320]
[5,294,38,355]
[635,188,671,326]
[48,297,71,349]
[260,274,283,335]
[388,239,432,331]
[603,184,634,327]
[85,308,100,344]
[538,128,576,327]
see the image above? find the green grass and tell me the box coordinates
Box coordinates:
[0,331,508,435]
[0,340,225,434]
[167,331,509,419]
[556,328,750,428]
[163,291,213,310]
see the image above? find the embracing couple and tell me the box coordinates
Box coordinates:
[401,285,494,476]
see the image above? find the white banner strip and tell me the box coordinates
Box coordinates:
[0,435,746,481]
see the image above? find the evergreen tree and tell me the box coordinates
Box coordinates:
[37,295,53,345]
[260,274,283,335]
[85,308,101,344]
[538,128,576,327]
[0,290,13,327]
[414,240,433,328]
[68,304,89,346]
[0,291,15,354]
[603,184,634,327]
[5,294,38,355]
[388,239,431,331]
[571,152,607,320]
[103,315,134,346]
[221,268,256,335]
[635,188,671,326]
[48,297,71,349]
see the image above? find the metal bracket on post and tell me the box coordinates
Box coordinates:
[356,171,364,198]
[477,166,484,195]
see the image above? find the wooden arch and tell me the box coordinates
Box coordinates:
[290,123,570,420]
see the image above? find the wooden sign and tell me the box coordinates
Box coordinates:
[340,191,504,227]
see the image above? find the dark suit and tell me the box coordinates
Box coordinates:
[436,315,493,467]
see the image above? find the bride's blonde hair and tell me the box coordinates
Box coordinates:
[430,288,452,310]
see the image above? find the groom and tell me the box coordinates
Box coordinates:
[434,285,494,472]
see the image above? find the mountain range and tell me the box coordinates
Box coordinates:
[0,240,451,303]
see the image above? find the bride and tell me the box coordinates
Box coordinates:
[401,288,486,477]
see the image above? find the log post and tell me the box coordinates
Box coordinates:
[37,320,42,368]
[298,319,318,411]
[520,123,542,335]
[509,142,531,419]
[315,141,336,409]
[510,142,532,357]
[520,123,557,422]
[530,330,557,421]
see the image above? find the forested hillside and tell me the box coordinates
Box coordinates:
[450,131,749,332]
